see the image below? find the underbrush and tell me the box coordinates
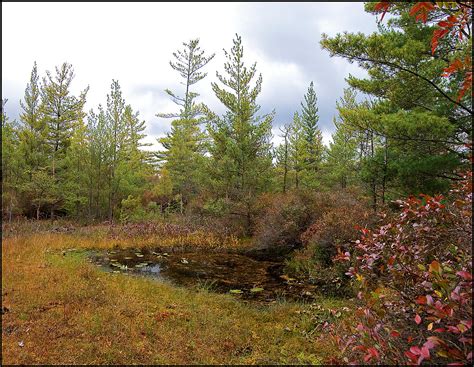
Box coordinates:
[325,171,473,365]
[252,188,373,297]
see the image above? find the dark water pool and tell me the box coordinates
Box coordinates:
[88,248,317,303]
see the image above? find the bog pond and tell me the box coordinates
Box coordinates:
[87,247,317,304]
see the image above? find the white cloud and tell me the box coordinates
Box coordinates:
[2,2,378,152]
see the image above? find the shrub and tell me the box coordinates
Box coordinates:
[284,194,372,297]
[301,197,371,266]
[331,171,472,365]
[186,196,248,237]
[252,190,319,250]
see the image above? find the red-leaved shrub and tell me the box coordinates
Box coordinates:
[330,171,472,365]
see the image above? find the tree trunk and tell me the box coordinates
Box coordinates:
[381,137,388,205]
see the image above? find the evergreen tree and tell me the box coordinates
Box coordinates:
[321,2,469,198]
[1,99,23,221]
[85,80,152,220]
[206,34,274,231]
[275,124,291,193]
[156,38,213,207]
[300,81,324,177]
[18,61,48,180]
[117,104,152,204]
[324,88,359,189]
[325,118,358,189]
[40,62,88,218]
[105,79,127,220]
[158,117,206,203]
[86,106,109,218]
[63,119,90,217]
[157,38,215,120]
[288,111,306,189]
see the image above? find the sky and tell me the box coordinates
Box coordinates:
[2,2,379,150]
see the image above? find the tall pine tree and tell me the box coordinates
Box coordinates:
[300,81,323,187]
[18,61,48,180]
[40,62,88,218]
[156,38,214,207]
[206,34,274,231]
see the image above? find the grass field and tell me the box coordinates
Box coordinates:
[2,229,352,365]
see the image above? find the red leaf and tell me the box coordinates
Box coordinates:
[443,59,464,77]
[352,345,367,352]
[415,314,422,325]
[461,319,472,329]
[374,1,392,22]
[427,336,443,346]
[421,346,430,358]
[405,350,418,362]
[431,28,449,54]
[447,15,458,23]
[374,1,390,12]
[368,347,379,359]
[390,330,401,337]
[416,296,427,305]
[410,346,421,355]
[437,21,452,28]
[457,271,473,280]
[409,2,436,23]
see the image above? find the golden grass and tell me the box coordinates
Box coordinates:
[2,232,347,365]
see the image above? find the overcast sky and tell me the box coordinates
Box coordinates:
[2,2,378,150]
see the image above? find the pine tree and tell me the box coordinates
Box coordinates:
[288,112,306,189]
[300,81,323,186]
[206,34,274,231]
[118,104,152,201]
[85,80,152,220]
[18,61,48,179]
[40,62,88,218]
[275,124,291,193]
[63,118,90,216]
[86,106,109,218]
[158,117,206,203]
[156,39,213,207]
[324,89,359,189]
[157,38,215,120]
[1,99,23,221]
[325,117,358,189]
[41,62,88,165]
[105,79,127,220]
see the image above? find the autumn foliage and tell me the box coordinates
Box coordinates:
[374,1,473,102]
[331,171,472,364]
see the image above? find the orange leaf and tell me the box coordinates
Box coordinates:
[429,260,441,274]
[409,2,436,23]
[374,1,392,22]
[431,28,449,54]
[374,1,390,12]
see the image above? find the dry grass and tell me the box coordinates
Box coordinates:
[2,231,348,365]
